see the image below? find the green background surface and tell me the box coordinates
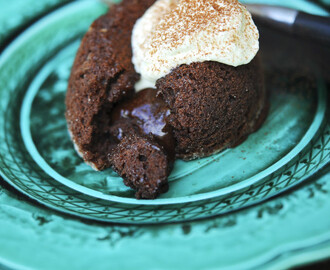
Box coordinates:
[0,0,329,269]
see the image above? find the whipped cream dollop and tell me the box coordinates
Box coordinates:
[132,0,259,90]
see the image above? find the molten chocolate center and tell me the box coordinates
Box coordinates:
[111,88,175,163]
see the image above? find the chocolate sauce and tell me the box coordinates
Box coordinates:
[111,88,175,164]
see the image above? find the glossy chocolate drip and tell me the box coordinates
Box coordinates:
[111,88,175,164]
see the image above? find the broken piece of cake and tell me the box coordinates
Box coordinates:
[65,0,268,199]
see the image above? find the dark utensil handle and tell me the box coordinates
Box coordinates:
[294,12,330,45]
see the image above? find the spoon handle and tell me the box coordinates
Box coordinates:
[246,4,330,45]
[294,12,330,44]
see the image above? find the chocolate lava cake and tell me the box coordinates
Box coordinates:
[66,0,268,199]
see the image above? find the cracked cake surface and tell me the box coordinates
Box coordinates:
[66,0,156,170]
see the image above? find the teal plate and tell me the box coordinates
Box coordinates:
[1,1,330,269]
[0,0,71,48]
[0,0,329,224]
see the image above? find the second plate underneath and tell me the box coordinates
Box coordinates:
[21,39,324,204]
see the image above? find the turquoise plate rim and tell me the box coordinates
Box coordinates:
[0,0,326,207]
